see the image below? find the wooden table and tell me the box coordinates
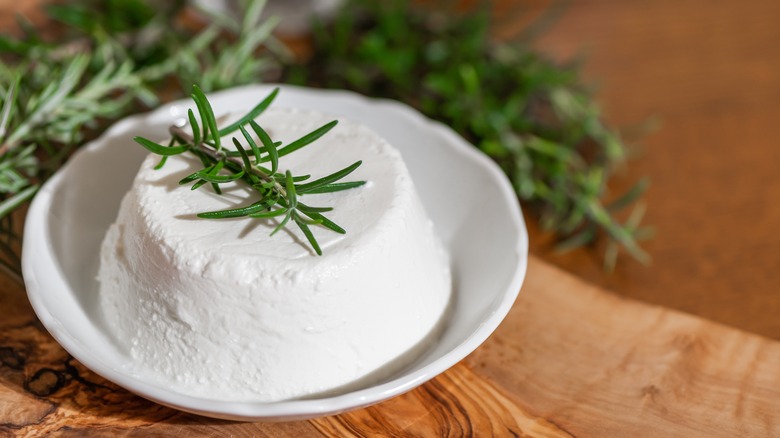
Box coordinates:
[524,0,780,339]
[4,1,780,436]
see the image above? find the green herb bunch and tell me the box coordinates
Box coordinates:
[135,86,365,255]
[0,0,652,275]
[285,0,652,268]
[0,0,281,277]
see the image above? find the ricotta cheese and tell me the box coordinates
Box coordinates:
[98,108,452,402]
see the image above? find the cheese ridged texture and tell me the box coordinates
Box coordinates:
[98,108,452,402]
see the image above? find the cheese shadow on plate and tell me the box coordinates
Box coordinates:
[289,289,455,402]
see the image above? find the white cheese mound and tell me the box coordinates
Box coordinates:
[97,108,452,402]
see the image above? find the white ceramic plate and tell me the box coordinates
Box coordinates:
[23,85,528,421]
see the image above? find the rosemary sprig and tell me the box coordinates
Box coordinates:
[285,0,653,268]
[134,86,365,255]
[0,0,281,277]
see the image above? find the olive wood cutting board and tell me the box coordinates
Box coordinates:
[2,256,779,437]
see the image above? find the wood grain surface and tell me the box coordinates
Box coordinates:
[4,0,780,436]
[5,258,780,436]
[520,0,780,340]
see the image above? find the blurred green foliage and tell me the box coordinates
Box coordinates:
[285,0,652,268]
[0,0,281,277]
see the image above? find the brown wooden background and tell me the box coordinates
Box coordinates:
[521,0,780,340]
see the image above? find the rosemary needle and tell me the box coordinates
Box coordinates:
[134,87,366,256]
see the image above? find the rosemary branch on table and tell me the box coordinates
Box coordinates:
[0,0,281,278]
[134,86,365,255]
[1,0,652,276]
[284,0,653,269]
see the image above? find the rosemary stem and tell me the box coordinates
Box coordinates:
[168,125,287,196]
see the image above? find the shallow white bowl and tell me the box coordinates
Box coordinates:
[22,85,528,421]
